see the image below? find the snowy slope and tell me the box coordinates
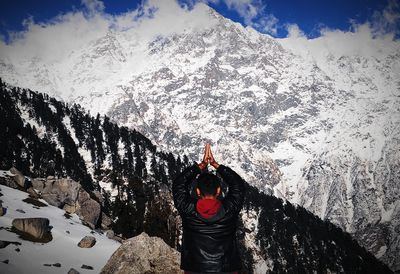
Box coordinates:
[0,0,399,270]
[0,179,120,274]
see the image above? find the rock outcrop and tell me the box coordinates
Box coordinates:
[11,217,52,242]
[9,167,25,188]
[100,232,180,274]
[75,189,101,229]
[35,177,101,229]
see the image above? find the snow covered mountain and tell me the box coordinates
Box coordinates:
[0,79,393,273]
[0,0,399,270]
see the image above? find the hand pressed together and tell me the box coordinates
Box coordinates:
[198,143,220,170]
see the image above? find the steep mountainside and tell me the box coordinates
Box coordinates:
[0,1,399,270]
[0,80,393,273]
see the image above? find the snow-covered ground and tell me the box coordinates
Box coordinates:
[0,184,120,274]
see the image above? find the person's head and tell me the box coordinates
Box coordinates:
[195,172,221,199]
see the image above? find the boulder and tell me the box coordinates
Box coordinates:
[101,212,113,230]
[76,189,101,229]
[9,167,25,188]
[41,178,81,208]
[31,178,46,192]
[77,236,96,248]
[106,230,115,239]
[12,217,52,241]
[32,177,101,229]
[100,232,180,274]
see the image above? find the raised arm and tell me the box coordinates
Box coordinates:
[173,144,210,216]
[172,163,201,216]
[217,165,246,216]
[207,145,246,215]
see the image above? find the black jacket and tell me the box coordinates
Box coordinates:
[172,163,246,273]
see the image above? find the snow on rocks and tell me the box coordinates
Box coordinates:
[0,184,120,274]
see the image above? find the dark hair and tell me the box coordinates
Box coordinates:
[196,172,221,196]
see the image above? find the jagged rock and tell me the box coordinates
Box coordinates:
[31,178,45,192]
[12,217,52,240]
[68,268,80,274]
[76,189,101,229]
[100,232,180,274]
[31,177,101,228]
[77,236,96,248]
[101,212,113,230]
[9,167,25,188]
[40,178,81,208]
[63,203,77,214]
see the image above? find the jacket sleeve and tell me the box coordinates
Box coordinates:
[217,164,246,215]
[172,163,201,216]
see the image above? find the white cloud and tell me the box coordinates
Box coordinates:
[223,0,262,25]
[285,23,305,39]
[0,0,218,64]
[252,13,278,35]
[81,0,105,14]
[279,1,400,66]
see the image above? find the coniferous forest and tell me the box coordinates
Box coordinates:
[0,78,392,273]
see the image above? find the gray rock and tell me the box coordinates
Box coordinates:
[40,178,81,208]
[9,167,25,188]
[31,178,45,192]
[100,232,180,274]
[105,230,114,239]
[0,176,18,188]
[68,268,80,274]
[76,189,101,229]
[77,236,96,248]
[12,217,52,240]
[101,212,113,230]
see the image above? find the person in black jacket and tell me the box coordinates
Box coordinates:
[172,143,246,274]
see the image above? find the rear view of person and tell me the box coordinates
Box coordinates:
[172,143,246,273]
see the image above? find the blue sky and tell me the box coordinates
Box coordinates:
[0,0,399,42]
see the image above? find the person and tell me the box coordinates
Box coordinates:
[172,143,246,274]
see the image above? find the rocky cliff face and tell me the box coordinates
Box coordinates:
[0,1,399,270]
